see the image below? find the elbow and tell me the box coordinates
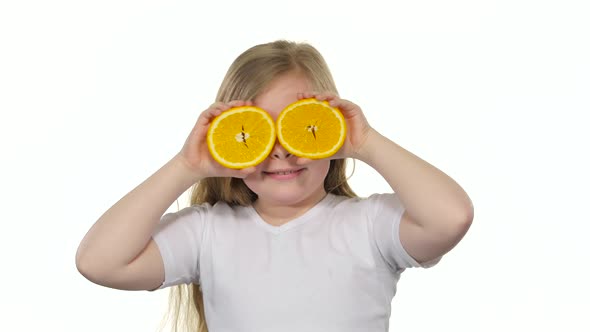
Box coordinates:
[462,198,475,228]
[75,245,87,275]
[75,247,111,286]
[448,202,474,238]
[76,253,119,288]
[431,200,474,239]
[75,248,96,282]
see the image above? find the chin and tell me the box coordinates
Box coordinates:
[245,171,329,206]
[259,188,307,204]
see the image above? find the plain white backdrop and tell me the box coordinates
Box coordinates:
[1,0,589,331]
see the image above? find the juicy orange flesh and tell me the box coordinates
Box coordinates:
[279,103,343,155]
[210,111,274,164]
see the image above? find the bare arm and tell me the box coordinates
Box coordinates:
[75,155,201,290]
[75,101,256,291]
[356,129,474,263]
[303,92,474,265]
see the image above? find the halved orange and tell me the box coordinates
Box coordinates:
[276,98,346,159]
[207,106,276,169]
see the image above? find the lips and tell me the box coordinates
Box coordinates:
[265,169,300,175]
[263,168,305,179]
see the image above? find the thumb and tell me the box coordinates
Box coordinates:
[230,166,257,179]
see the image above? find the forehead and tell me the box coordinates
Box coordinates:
[253,73,312,117]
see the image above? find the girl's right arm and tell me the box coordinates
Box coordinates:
[75,101,255,291]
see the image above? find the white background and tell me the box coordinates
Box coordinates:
[1,0,589,331]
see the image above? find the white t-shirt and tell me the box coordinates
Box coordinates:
[151,193,433,332]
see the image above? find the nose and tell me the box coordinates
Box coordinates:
[270,141,293,159]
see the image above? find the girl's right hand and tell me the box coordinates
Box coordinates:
[175,100,257,180]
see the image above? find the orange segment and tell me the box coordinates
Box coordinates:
[276,98,346,159]
[207,106,276,169]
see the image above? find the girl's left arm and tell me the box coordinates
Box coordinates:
[302,93,474,264]
[356,129,474,264]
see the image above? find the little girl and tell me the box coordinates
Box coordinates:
[76,40,474,332]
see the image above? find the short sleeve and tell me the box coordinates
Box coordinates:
[369,193,437,271]
[150,205,207,290]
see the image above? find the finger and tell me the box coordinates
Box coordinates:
[197,110,215,125]
[230,166,257,178]
[315,93,338,101]
[197,105,225,128]
[328,98,358,112]
[203,106,223,121]
[209,101,230,111]
[301,91,317,99]
[203,104,231,121]
[227,100,247,108]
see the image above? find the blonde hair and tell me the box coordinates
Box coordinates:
[161,40,356,332]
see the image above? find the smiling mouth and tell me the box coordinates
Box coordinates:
[262,168,305,178]
[264,170,300,175]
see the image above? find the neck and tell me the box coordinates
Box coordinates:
[253,191,328,226]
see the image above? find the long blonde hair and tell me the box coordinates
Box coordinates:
[161,40,356,332]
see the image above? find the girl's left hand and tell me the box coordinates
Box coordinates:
[297,92,373,160]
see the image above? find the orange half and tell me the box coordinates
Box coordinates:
[207,106,276,169]
[276,98,346,159]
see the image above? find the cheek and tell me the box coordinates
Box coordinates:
[242,173,262,193]
[311,160,331,182]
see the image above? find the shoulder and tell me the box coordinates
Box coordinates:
[328,192,402,213]
[154,201,251,243]
[161,200,247,220]
[318,193,403,226]
[160,202,211,224]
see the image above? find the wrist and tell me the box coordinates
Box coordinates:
[352,128,381,163]
[170,154,205,185]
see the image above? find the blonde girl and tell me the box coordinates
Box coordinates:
[76,40,473,332]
